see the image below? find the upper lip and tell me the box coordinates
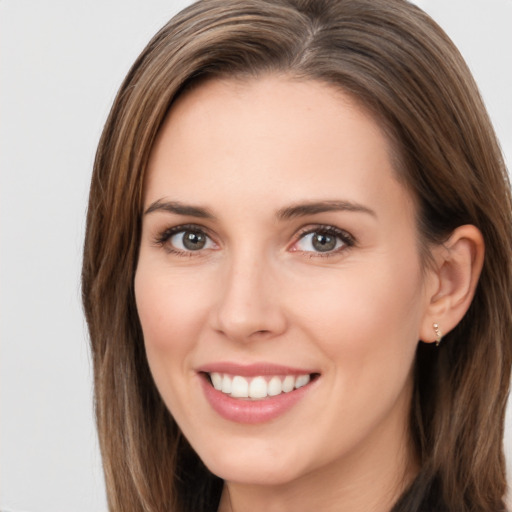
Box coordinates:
[196,362,318,377]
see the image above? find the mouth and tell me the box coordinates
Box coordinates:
[201,371,320,400]
[197,363,320,423]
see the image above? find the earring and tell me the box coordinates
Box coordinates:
[433,323,442,347]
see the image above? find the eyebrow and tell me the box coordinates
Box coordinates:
[144,199,376,220]
[276,200,376,220]
[144,200,215,219]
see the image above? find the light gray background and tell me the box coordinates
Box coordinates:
[1,1,511,511]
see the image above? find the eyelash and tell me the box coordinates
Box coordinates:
[153,224,215,255]
[153,223,356,257]
[292,225,355,257]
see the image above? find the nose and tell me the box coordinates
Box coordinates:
[210,252,288,343]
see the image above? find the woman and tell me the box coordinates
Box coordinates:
[82,0,512,510]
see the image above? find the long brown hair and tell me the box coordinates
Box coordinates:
[82,1,512,510]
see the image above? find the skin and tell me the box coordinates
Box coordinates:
[134,76,464,512]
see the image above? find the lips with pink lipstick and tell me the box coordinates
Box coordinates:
[197,363,319,423]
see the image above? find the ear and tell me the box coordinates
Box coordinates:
[419,225,484,344]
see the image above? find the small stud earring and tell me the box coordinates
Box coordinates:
[433,323,442,347]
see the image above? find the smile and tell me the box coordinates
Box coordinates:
[208,372,312,400]
[198,365,319,424]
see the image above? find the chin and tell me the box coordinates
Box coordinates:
[199,445,307,486]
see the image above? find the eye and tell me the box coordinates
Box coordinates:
[292,226,354,254]
[171,229,214,251]
[155,225,216,253]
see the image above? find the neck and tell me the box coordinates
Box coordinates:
[219,445,417,512]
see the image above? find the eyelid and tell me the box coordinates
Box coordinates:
[151,222,355,257]
[152,223,218,253]
[289,224,356,255]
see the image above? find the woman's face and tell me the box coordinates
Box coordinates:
[135,76,434,488]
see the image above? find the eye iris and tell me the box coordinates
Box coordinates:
[312,232,336,252]
[183,231,206,250]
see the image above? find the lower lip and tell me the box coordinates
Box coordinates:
[200,375,315,424]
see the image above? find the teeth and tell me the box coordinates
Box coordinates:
[295,374,310,389]
[267,376,282,396]
[282,375,295,393]
[249,376,268,399]
[221,374,232,394]
[231,376,249,398]
[208,373,312,400]
[211,372,222,390]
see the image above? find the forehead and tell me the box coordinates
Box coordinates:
[162,75,382,147]
[144,75,414,222]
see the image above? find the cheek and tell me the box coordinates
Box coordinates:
[134,266,212,356]
[134,264,217,421]
[287,258,423,440]
[287,254,425,360]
